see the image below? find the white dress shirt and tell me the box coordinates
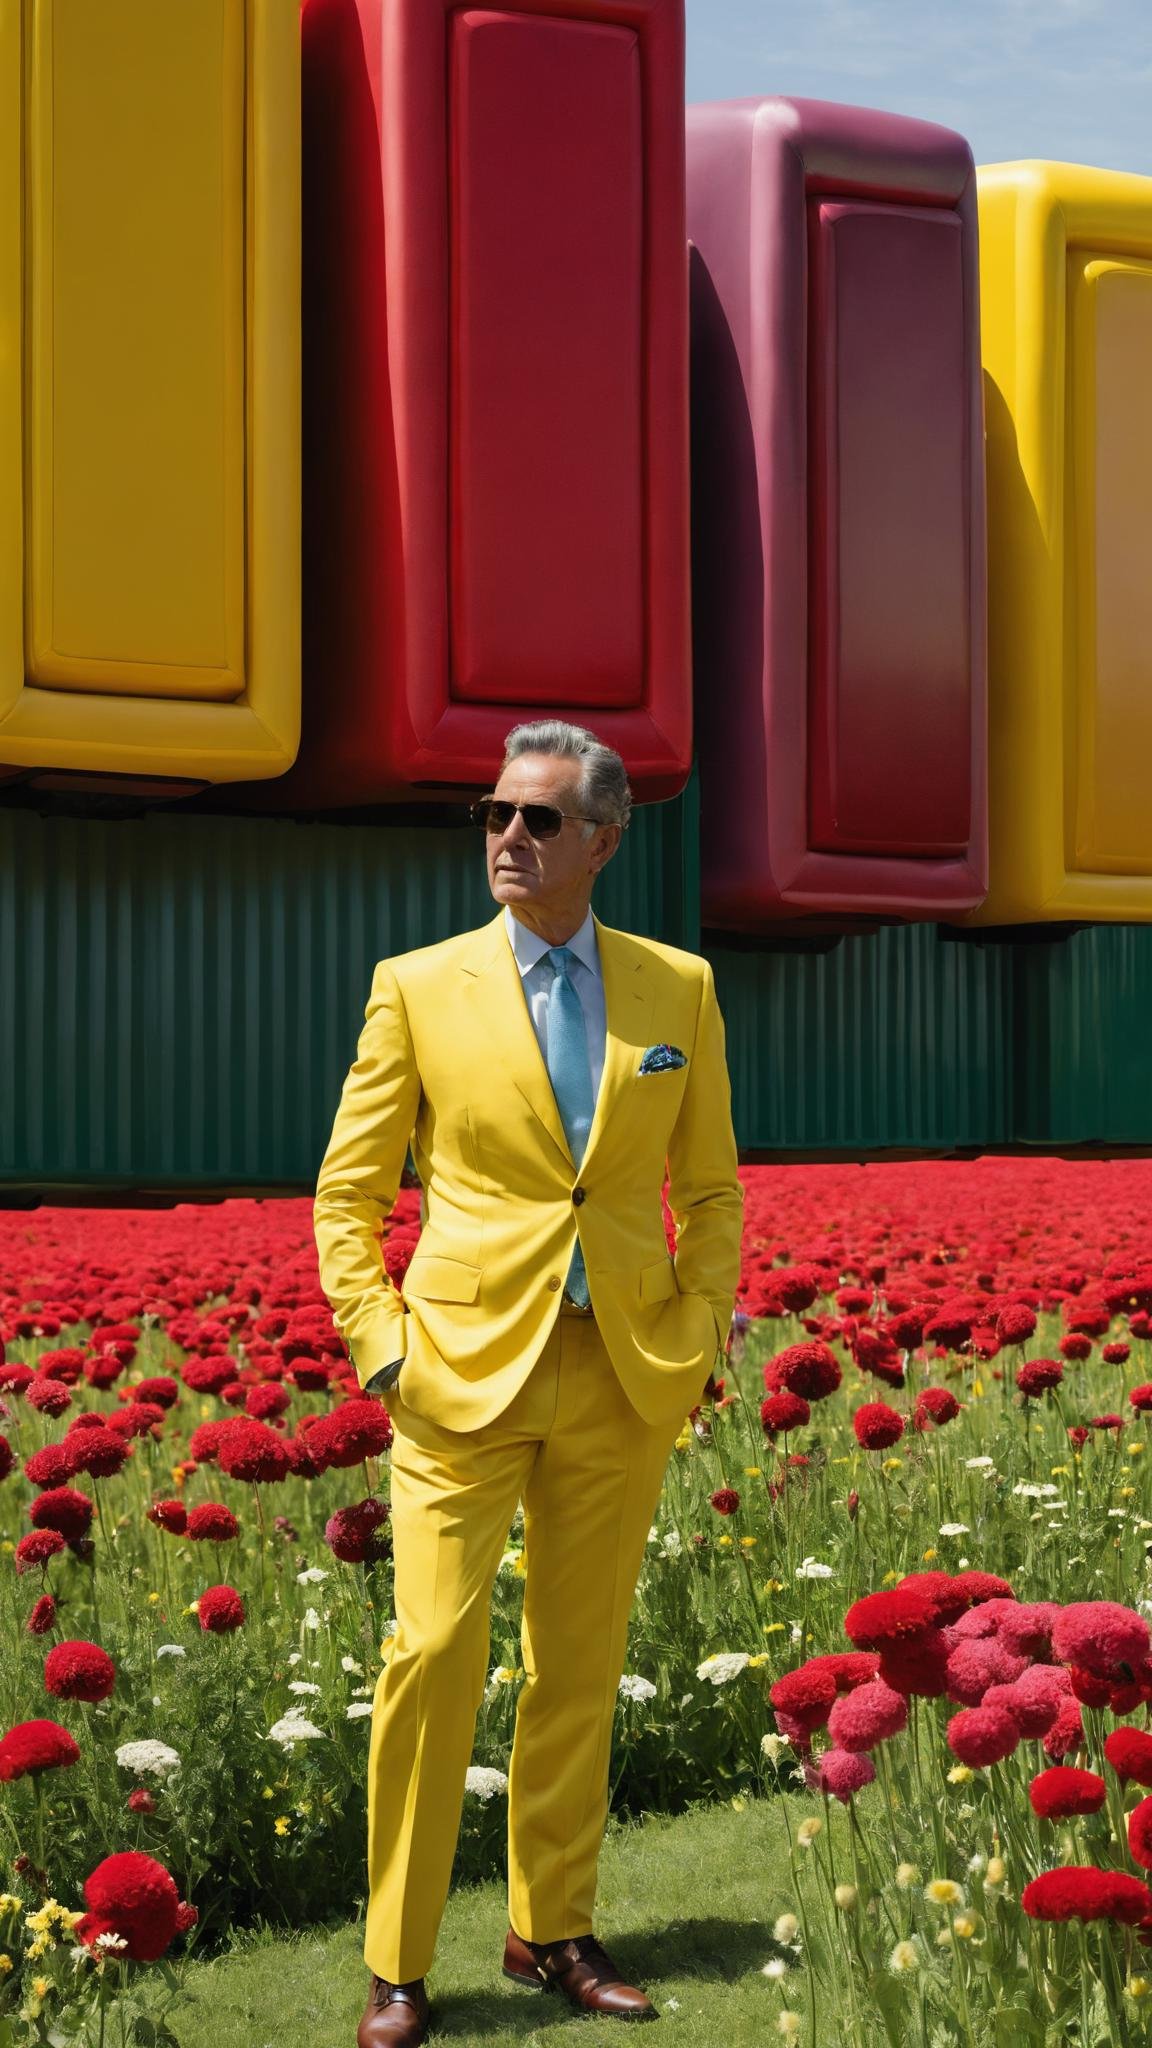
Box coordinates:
[503,903,606,1106]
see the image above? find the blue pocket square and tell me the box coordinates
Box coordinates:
[638,1043,687,1074]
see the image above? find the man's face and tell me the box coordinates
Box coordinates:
[486,753,619,919]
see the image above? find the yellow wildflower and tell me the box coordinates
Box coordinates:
[972,1377,984,1397]
[716,1535,733,1549]
[882,1458,903,1472]
[274,1817,291,1836]
[895,1863,920,1889]
[834,1884,858,1911]
[1120,1486,1136,1499]
[952,1914,978,1939]
[985,1857,1006,1887]
[889,1939,919,1973]
[922,1548,937,1562]
[947,1765,973,1784]
[796,1818,822,1847]
[0,1955,11,1973]
[925,1879,964,1907]
[763,1579,785,1594]
[24,1935,49,1960]
[0,1542,12,1556]
[32,1977,49,1999]
[740,1536,758,1548]
[262,1787,274,1800]
[514,1554,529,1577]
[747,1654,769,1668]
[882,1570,901,1585]
[147,1592,161,1605]
[1126,1977,1151,1999]
[1050,1465,1071,1477]
[761,1622,786,1635]
[743,1466,762,1478]
[1130,1443,1145,1456]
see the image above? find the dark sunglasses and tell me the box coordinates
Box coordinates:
[469,796,600,840]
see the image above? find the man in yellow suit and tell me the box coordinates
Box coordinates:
[314,719,744,2046]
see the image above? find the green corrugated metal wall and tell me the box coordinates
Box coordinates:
[0,787,698,1195]
[4,776,1152,1197]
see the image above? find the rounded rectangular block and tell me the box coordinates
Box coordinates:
[229,0,689,811]
[687,96,987,930]
[962,161,1152,923]
[0,0,300,780]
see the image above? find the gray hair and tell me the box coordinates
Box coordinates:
[500,720,632,834]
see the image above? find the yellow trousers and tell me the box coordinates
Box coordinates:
[364,1304,688,1983]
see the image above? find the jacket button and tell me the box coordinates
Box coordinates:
[547,1275,562,1291]
[573,1188,586,1206]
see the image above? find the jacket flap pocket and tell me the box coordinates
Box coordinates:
[402,1254,481,1304]
[639,1258,677,1306]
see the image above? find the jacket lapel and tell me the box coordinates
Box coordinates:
[460,912,572,1164]
[582,912,657,1172]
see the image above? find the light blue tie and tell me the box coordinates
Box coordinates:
[544,946,594,1307]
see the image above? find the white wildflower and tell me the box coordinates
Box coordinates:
[303,1607,323,1631]
[464,1766,508,1802]
[113,1740,181,1778]
[662,1529,683,1557]
[287,1680,322,1696]
[267,1709,325,1748]
[94,1932,128,1954]
[287,1651,303,1666]
[345,1702,375,1720]
[938,1524,969,1537]
[155,1644,186,1660]
[794,1557,834,1580]
[296,1567,329,1585]
[618,1674,657,1703]
[761,1958,788,1980]
[965,1456,995,1470]
[696,1652,751,1686]
[341,1656,363,1675]
[761,1733,792,1764]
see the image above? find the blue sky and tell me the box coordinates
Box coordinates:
[686,0,1152,175]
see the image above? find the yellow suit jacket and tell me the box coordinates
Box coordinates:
[313,907,745,1431]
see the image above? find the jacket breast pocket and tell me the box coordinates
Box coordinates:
[638,1258,677,1306]
[402,1254,481,1304]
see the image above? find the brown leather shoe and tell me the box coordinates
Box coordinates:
[356,1973,430,2046]
[503,1927,658,2020]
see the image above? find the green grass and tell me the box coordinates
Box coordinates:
[158,1797,803,2047]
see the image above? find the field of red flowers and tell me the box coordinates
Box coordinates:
[4,1157,1152,2042]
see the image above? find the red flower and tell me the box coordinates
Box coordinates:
[67,1427,129,1479]
[810,1749,875,1803]
[25,1379,72,1417]
[0,1435,11,1483]
[324,1498,391,1565]
[878,1631,952,1698]
[26,1594,56,1636]
[1130,1385,1152,1414]
[949,1571,1014,1608]
[79,1851,181,1962]
[107,1402,166,1441]
[0,1718,81,1779]
[1130,1797,1152,1871]
[763,1342,841,1403]
[147,1500,188,1535]
[843,1588,939,1647]
[1067,1425,1090,1449]
[852,1402,904,1451]
[1021,1867,1152,1925]
[709,1488,740,1516]
[306,1401,394,1469]
[134,1377,180,1409]
[827,1680,907,1752]
[187,1421,232,1463]
[1059,1334,1093,1361]
[1105,1727,1152,1787]
[760,1390,810,1436]
[181,1357,238,1396]
[1052,1601,1150,1678]
[185,1504,240,1543]
[23,1443,78,1490]
[244,1383,291,1421]
[128,1788,157,1815]
[216,1420,291,1485]
[28,1486,94,1541]
[1103,1342,1131,1364]
[770,1265,824,1314]
[14,1530,66,1574]
[1042,1697,1085,1761]
[946,1704,1020,1766]
[946,1638,1027,1706]
[196,1584,245,1633]
[44,1640,116,1704]
[914,1386,961,1429]
[1016,1358,1063,1398]
[983,1666,1069,1737]
[1029,1767,1107,1819]
[768,1665,837,1735]
[996,1303,1037,1344]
